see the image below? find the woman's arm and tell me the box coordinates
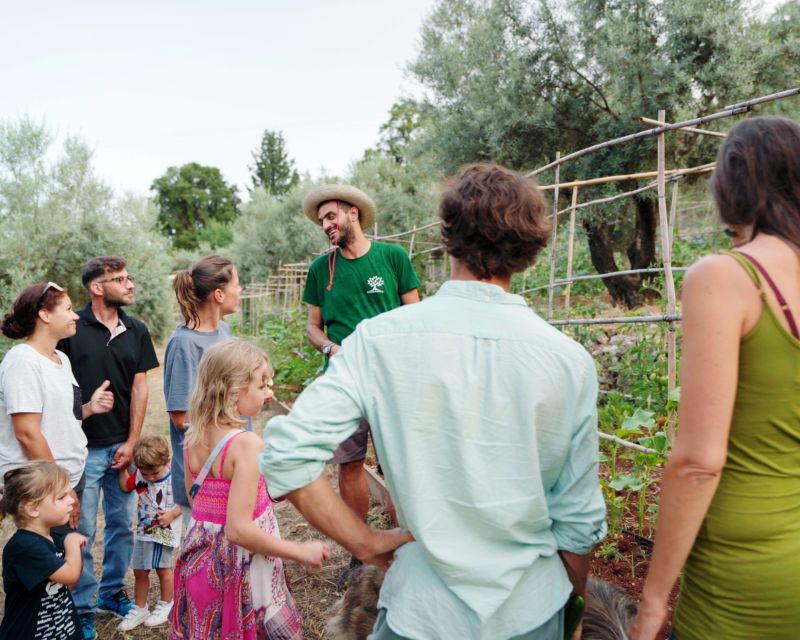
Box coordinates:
[224,433,330,567]
[11,413,55,462]
[630,256,747,640]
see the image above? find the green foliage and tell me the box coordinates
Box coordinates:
[249,130,300,197]
[349,153,440,236]
[253,310,322,399]
[229,184,325,283]
[151,162,241,251]
[408,0,800,303]
[0,118,173,356]
[370,99,428,166]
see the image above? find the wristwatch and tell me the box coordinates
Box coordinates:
[322,342,334,357]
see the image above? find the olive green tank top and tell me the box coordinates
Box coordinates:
[673,250,800,639]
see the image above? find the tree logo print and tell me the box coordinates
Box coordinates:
[367,275,385,294]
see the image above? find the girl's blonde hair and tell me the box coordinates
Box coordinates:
[0,461,70,526]
[173,255,236,329]
[186,338,272,448]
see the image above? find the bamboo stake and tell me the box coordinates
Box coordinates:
[528,86,800,177]
[547,152,561,320]
[598,432,664,457]
[521,267,689,294]
[668,180,680,254]
[408,231,416,259]
[658,109,679,401]
[538,162,714,191]
[549,314,681,326]
[640,116,726,138]
[564,187,579,311]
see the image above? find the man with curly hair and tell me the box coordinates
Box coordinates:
[264,165,606,639]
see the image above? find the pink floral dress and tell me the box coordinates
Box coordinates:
[170,432,302,640]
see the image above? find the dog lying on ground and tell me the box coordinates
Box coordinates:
[327,566,637,640]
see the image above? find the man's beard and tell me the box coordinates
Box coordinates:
[331,220,353,249]
[103,291,131,308]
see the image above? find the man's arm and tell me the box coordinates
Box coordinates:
[400,289,420,305]
[307,304,339,355]
[288,475,412,568]
[547,360,607,596]
[112,371,148,470]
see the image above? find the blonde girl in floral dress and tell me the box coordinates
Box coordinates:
[170,338,330,639]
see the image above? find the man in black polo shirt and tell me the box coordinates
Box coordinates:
[58,256,159,640]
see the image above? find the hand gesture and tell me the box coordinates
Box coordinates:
[64,532,88,552]
[296,540,331,569]
[111,441,133,470]
[88,380,114,416]
[157,508,177,528]
[362,528,414,570]
[68,489,81,530]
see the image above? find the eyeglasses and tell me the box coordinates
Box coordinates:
[98,275,136,285]
[37,281,64,308]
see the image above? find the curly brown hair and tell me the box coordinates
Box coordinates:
[439,163,551,279]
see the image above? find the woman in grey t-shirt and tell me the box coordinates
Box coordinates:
[164,255,244,522]
[0,282,115,527]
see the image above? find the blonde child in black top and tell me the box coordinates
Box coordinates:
[0,461,87,640]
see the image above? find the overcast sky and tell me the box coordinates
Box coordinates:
[0,0,436,198]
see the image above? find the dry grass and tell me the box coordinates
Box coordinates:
[0,347,385,639]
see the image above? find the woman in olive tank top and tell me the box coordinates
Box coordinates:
[631,117,800,640]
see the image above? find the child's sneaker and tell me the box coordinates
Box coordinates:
[117,605,150,631]
[78,612,96,640]
[97,589,134,617]
[144,600,173,627]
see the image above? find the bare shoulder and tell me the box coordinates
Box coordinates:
[683,253,752,295]
[230,431,265,456]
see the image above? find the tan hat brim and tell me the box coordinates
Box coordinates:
[302,184,376,229]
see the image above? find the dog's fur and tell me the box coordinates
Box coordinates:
[583,577,638,640]
[326,569,637,640]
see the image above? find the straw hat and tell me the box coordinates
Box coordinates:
[302,184,376,229]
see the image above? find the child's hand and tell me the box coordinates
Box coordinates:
[157,508,177,527]
[64,532,88,552]
[295,540,331,569]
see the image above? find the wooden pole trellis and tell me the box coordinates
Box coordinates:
[657,109,679,397]
[564,187,579,312]
[640,116,726,139]
[547,151,561,321]
[528,86,800,177]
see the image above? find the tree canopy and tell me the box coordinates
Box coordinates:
[151,163,240,251]
[0,118,172,345]
[408,0,800,305]
[249,129,300,197]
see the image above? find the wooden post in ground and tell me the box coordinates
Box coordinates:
[657,110,679,408]
[668,179,680,252]
[547,151,561,321]
[564,187,579,312]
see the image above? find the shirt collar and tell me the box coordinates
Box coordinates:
[434,280,528,306]
[80,302,134,329]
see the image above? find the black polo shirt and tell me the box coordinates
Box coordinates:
[58,304,159,447]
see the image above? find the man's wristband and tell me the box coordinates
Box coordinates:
[322,342,334,357]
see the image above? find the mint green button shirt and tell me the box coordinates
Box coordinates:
[260,280,607,640]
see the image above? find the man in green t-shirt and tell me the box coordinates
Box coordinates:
[301,184,420,563]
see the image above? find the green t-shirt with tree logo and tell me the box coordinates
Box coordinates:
[303,241,420,347]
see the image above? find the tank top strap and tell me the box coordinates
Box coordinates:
[720,249,762,290]
[737,251,800,340]
[217,430,246,474]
